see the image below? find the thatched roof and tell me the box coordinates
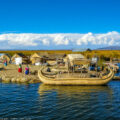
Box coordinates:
[13,53,27,58]
[11,53,28,62]
[38,52,49,57]
[0,53,5,57]
[67,54,90,66]
[73,59,90,65]
[47,54,66,60]
[67,54,85,61]
[0,53,11,62]
[0,53,11,59]
[30,53,66,61]
[30,52,49,59]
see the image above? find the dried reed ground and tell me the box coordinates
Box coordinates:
[0,64,41,83]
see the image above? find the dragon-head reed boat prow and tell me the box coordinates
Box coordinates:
[38,66,114,85]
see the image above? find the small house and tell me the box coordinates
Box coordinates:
[46,54,66,65]
[91,55,99,64]
[65,54,85,65]
[30,52,48,65]
[91,57,99,63]
[0,53,11,63]
[65,54,90,72]
[90,55,99,67]
[11,53,29,64]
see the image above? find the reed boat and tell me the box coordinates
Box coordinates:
[38,67,114,85]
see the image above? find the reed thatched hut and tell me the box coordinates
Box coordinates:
[0,53,11,63]
[66,54,90,72]
[64,54,85,65]
[30,53,49,65]
[46,54,66,65]
[11,53,29,64]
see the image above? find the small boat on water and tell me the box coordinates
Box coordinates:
[38,66,114,85]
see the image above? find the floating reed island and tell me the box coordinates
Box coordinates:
[0,51,119,85]
[0,64,40,83]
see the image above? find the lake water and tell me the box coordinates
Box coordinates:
[0,81,120,120]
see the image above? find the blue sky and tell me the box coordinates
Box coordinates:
[0,0,120,49]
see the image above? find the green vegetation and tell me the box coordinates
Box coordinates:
[0,50,72,56]
[97,59,106,67]
[81,50,120,60]
[0,50,120,63]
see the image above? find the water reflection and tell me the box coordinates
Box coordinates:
[0,82,120,119]
[38,84,113,96]
[38,84,116,119]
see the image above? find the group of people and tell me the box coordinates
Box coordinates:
[3,59,29,75]
[18,64,29,75]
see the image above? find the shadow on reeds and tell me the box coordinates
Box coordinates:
[0,67,5,71]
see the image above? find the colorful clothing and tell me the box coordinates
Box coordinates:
[4,60,7,66]
[25,66,29,75]
[18,68,22,72]
[18,64,22,73]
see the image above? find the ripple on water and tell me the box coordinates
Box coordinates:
[0,82,120,119]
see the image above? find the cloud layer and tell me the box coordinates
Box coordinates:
[0,31,120,49]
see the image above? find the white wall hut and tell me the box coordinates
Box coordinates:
[11,53,29,64]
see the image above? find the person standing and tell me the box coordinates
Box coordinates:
[4,59,7,66]
[18,64,22,73]
[25,65,29,75]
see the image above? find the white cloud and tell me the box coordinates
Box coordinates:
[0,31,120,49]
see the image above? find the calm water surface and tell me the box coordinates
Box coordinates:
[0,81,120,120]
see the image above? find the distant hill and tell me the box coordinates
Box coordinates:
[97,46,120,50]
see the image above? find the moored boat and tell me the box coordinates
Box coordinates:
[38,67,114,85]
